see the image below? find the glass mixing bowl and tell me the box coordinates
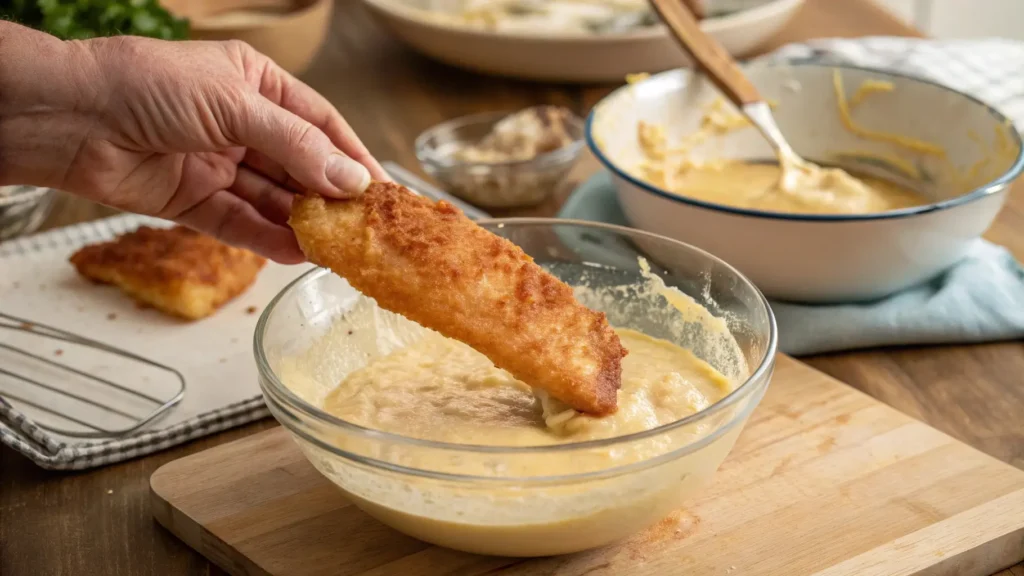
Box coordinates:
[255,219,776,557]
[416,111,585,209]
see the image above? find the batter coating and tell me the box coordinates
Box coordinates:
[630,73,941,215]
[289,183,628,415]
[323,327,732,446]
[642,161,928,214]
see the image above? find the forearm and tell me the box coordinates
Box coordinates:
[0,21,104,188]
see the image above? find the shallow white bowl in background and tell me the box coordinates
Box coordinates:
[360,0,804,83]
[588,63,1024,303]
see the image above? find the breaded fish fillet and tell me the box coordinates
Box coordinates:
[289,183,627,415]
[70,225,266,321]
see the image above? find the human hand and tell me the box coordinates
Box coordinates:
[0,23,388,263]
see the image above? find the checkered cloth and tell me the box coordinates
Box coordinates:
[4,36,1024,470]
[1,396,268,470]
[0,215,291,470]
[766,37,1024,128]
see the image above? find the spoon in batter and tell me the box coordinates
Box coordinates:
[648,0,873,199]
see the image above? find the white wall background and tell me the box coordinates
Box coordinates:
[879,0,1024,40]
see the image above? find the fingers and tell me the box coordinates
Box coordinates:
[257,61,391,182]
[242,148,304,193]
[321,114,390,182]
[229,92,371,198]
[230,166,295,225]
[175,188,304,264]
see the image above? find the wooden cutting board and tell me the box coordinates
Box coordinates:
[150,355,1024,576]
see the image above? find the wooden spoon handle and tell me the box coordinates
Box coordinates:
[649,0,762,106]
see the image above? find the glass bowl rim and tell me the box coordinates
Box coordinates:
[254,218,778,456]
[414,109,586,171]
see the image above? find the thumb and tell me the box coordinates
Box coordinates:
[231,93,371,197]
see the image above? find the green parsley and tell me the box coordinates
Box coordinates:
[1,0,189,40]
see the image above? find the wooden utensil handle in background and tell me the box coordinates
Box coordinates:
[649,0,762,106]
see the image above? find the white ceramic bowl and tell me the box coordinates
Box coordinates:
[588,63,1024,303]
[360,0,804,83]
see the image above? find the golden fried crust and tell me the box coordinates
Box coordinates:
[289,183,627,415]
[69,226,266,321]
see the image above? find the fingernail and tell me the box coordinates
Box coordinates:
[326,153,371,196]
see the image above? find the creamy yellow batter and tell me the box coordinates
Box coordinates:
[323,327,732,447]
[310,323,742,557]
[631,73,946,215]
[645,161,928,214]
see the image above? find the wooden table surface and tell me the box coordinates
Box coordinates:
[3,0,1023,574]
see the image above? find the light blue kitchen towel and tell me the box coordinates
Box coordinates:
[557,171,1024,356]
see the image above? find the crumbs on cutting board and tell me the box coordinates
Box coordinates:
[246,306,258,315]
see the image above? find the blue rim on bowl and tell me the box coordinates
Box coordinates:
[585,62,1024,222]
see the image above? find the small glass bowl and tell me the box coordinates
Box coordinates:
[256,220,776,557]
[0,186,55,241]
[415,111,585,209]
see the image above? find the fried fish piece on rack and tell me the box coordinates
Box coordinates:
[288,182,627,415]
[70,225,266,321]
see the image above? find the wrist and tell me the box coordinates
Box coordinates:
[0,22,105,189]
